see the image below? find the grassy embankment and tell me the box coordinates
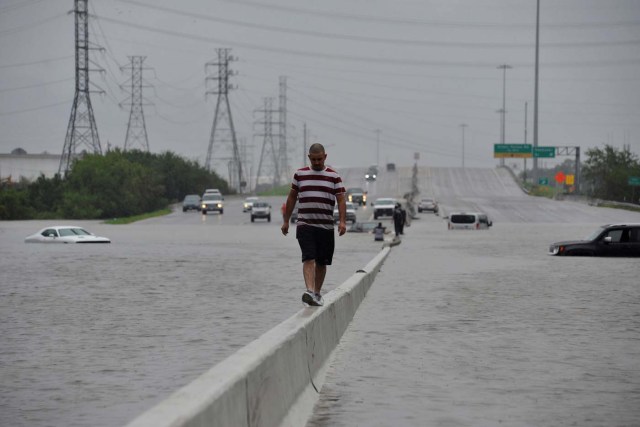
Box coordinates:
[257,185,290,197]
[104,208,172,224]
[597,203,640,213]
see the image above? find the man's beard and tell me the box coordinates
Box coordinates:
[311,164,324,171]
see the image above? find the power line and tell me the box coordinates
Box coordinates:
[0,77,73,93]
[0,55,73,70]
[0,0,47,14]
[209,0,640,30]
[94,16,640,69]
[0,99,71,117]
[112,0,640,49]
[0,12,66,36]
[252,55,640,84]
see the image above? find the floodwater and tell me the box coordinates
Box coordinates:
[0,210,380,427]
[3,168,640,427]
[308,217,640,427]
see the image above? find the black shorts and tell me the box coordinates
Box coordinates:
[296,225,335,265]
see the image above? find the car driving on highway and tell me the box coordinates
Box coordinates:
[243,196,259,212]
[373,198,396,219]
[418,197,438,214]
[346,187,367,206]
[201,193,224,214]
[333,201,357,224]
[251,201,272,222]
[549,223,640,257]
[365,165,378,182]
[182,194,201,212]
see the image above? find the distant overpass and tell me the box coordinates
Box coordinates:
[339,165,636,224]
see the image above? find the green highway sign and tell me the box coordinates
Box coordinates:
[629,176,640,186]
[538,177,549,185]
[533,146,556,158]
[494,144,532,158]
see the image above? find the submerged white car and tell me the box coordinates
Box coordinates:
[25,226,111,244]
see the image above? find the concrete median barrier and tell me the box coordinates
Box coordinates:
[125,246,391,427]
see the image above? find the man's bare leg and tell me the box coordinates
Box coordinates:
[303,260,315,291]
[314,264,327,294]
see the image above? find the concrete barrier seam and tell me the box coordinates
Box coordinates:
[305,329,320,394]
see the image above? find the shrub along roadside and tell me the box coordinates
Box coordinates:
[0,149,229,220]
[104,208,173,224]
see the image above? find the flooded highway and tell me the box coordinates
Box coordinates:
[2,167,640,427]
[0,195,380,427]
[308,167,640,427]
[309,218,640,427]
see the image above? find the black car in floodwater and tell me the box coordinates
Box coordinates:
[549,223,640,257]
[182,194,201,212]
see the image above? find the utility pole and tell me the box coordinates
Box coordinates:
[59,0,103,176]
[255,97,280,188]
[497,64,512,167]
[278,76,289,184]
[460,124,468,168]
[533,0,540,183]
[238,137,253,192]
[375,129,381,166]
[303,122,307,166]
[121,56,151,151]
[205,48,244,192]
[524,101,528,183]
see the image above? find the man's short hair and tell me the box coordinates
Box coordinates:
[308,143,325,154]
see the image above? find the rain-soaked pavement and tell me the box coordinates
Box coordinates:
[2,168,640,427]
[0,196,380,427]
[307,216,640,427]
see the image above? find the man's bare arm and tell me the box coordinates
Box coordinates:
[281,188,298,236]
[336,193,347,236]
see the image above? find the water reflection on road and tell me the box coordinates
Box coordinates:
[0,198,380,427]
[308,219,640,427]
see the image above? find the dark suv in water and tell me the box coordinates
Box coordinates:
[182,194,201,212]
[549,223,640,257]
[346,187,367,206]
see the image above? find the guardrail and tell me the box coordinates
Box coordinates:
[125,247,391,427]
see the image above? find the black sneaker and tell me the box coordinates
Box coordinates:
[302,290,317,306]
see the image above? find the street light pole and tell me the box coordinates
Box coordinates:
[460,124,468,168]
[497,64,512,167]
[533,0,540,183]
[524,101,528,183]
[375,129,381,166]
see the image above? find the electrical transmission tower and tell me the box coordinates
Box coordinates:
[278,76,289,183]
[59,0,104,176]
[121,56,151,151]
[205,48,245,192]
[255,97,280,189]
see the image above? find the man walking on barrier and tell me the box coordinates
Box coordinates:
[281,143,347,307]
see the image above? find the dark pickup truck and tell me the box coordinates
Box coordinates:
[346,187,367,206]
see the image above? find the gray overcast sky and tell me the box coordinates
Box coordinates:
[1,0,639,177]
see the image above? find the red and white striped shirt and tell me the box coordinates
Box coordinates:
[291,166,345,230]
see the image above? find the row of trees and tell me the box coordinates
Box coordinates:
[582,145,640,203]
[518,144,640,203]
[0,149,229,220]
